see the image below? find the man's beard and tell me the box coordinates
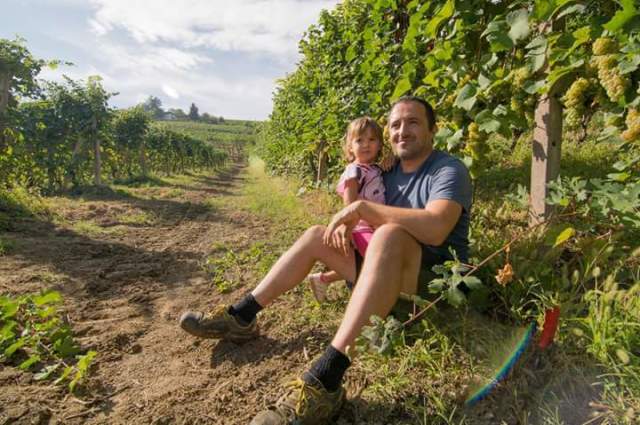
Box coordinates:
[395,140,431,160]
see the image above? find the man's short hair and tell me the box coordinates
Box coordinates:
[389,96,436,130]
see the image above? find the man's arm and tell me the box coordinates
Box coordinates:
[324,199,462,247]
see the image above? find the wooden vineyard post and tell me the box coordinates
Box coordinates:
[529,87,562,226]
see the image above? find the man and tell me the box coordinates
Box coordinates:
[179,96,472,425]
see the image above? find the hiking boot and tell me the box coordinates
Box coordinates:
[179,305,258,343]
[250,374,345,425]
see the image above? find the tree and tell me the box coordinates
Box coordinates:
[188,103,199,121]
[168,108,186,120]
[142,95,164,120]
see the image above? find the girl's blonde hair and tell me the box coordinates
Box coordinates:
[342,116,384,162]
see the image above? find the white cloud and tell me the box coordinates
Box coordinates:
[39,39,275,119]
[21,0,340,119]
[88,0,338,60]
[162,84,179,99]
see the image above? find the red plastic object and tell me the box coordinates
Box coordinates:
[538,307,560,349]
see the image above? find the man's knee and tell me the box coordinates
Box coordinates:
[370,223,416,247]
[302,224,326,242]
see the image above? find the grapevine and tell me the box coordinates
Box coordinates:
[258,1,639,183]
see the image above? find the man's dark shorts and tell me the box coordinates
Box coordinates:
[348,247,445,320]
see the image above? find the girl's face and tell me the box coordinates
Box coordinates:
[349,127,381,164]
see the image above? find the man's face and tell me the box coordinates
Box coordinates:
[388,101,434,161]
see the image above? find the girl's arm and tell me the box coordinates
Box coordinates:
[329,178,359,255]
[341,178,359,205]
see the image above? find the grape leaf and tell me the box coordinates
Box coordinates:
[454,84,478,111]
[604,0,638,32]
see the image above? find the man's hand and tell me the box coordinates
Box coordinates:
[323,201,363,254]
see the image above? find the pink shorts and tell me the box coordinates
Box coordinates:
[352,229,373,257]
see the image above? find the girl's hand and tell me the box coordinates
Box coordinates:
[323,201,362,253]
[328,223,355,255]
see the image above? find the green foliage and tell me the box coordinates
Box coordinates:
[0,291,97,393]
[0,38,240,192]
[0,36,55,102]
[258,0,640,183]
[428,260,484,308]
[546,164,640,232]
[0,185,52,230]
[358,314,404,356]
[0,236,14,255]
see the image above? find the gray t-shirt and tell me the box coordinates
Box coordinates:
[383,150,473,262]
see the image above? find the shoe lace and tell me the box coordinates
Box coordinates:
[205,304,228,319]
[282,378,321,417]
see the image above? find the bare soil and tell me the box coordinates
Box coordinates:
[0,164,336,425]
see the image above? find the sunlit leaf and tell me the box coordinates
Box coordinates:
[19,354,40,370]
[553,227,575,247]
[32,291,62,306]
[454,84,478,111]
[603,0,638,32]
[392,78,412,100]
[4,338,25,358]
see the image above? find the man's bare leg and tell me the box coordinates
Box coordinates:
[251,225,356,307]
[331,223,422,353]
[179,224,355,340]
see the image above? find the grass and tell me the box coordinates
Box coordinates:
[0,236,14,255]
[72,220,109,237]
[238,157,335,231]
[0,186,53,231]
[116,211,155,225]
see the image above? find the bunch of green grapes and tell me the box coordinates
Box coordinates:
[512,67,531,88]
[592,38,628,103]
[463,122,487,178]
[439,92,457,111]
[562,78,591,129]
[592,37,617,56]
[457,74,472,88]
[621,109,640,143]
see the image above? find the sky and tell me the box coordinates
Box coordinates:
[1,0,340,120]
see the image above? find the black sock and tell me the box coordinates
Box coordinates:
[303,345,351,392]
[228,293,263,326]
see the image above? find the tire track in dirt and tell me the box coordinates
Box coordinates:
[1,163,324,424]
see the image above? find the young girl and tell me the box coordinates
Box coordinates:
[308,116,387,302]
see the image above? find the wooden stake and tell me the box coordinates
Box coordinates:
[529,90,562,226]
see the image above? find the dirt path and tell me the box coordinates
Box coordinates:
[0,164,329,425]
